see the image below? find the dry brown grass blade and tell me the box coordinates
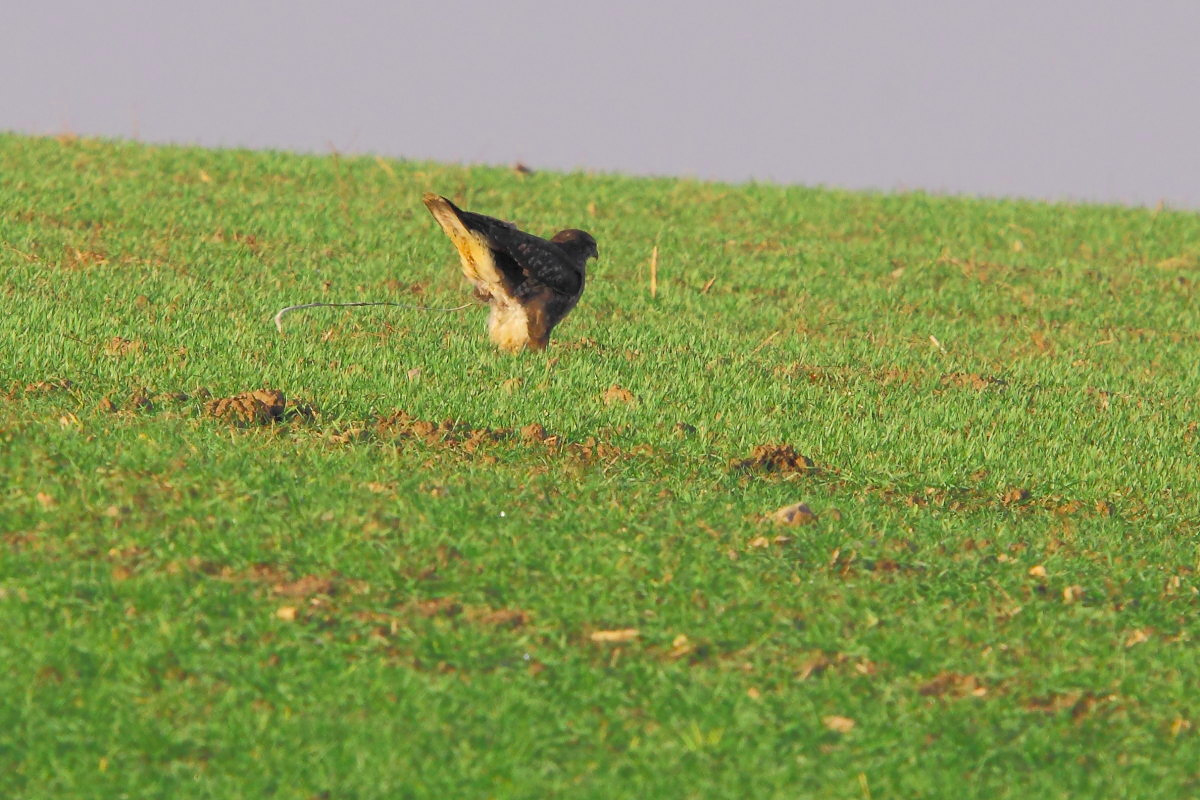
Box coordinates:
[649,245,659,299]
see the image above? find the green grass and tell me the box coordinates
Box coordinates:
[2,131,1198,798]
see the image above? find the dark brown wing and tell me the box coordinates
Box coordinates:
[490,230,584,297]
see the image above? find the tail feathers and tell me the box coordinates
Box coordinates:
[423,193,502,288]
[422,192,461,218]
[422,193,465,235]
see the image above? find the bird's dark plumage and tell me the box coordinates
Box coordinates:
[422,193,597,352]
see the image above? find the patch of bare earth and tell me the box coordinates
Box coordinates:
[602,384,636,406]
[795,650,880,681]
[775,363,920,387]
[939,372,1008,391]
[374,410,521,453]
[104,336,145,357]
[557,337,601,351]
[814,474,1121,522]
[919,671,990,699]
[1023,691,1118,721]
[732,444,819,476]
[564,436,626,463]
[204,389,315,425]
[96,387,195,414]
[346,597,535,654]
[2,379,74,403]
[372,410,642,466]
[21,379,74,395]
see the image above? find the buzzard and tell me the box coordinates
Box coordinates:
[423,193,597,352]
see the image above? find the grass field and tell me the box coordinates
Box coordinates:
[2,131,1198,798]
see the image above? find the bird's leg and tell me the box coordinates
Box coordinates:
[524,301,552,351]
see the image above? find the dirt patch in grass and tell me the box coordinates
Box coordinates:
[940,372,1008,391]
[773,364,920,387]
[374,409,524,452]
[165,555,537,646]
[3,378,76,402]
[204,389,316,425]
[795,649,880,681]
[103,336,145,357]
[564,436,628,463]
[732,444,819,476]
[1023,691,1117,720]
[918,671,990,699]
[602,384,637,406]
[556,337,601,351]
[271,574,336,598]
[365,596,529,629]
[166,559,350,597]
[138,553,546,654]
[813,473,1124,524]
[473,607,531,629]
[372,410,645,466]
[339,596,536,649]
[97,387,195,414]
[21,379,75,395]
[412,597,463,618]
[518,422,551,443]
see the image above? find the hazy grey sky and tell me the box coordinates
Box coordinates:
[3,1,1198,208]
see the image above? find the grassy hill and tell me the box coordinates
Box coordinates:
[2,132,1198,798]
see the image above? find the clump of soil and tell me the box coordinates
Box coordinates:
[519,423,549,442]
[1001,487,1031,505]
[127,386,154,412]
[602,384,636,406]
[204,389,314,425]
[770,502,818,525]
[733,444,818,475]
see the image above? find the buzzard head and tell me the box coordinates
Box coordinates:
[551,229,599,266]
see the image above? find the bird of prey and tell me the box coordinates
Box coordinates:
[423,193,597,352]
